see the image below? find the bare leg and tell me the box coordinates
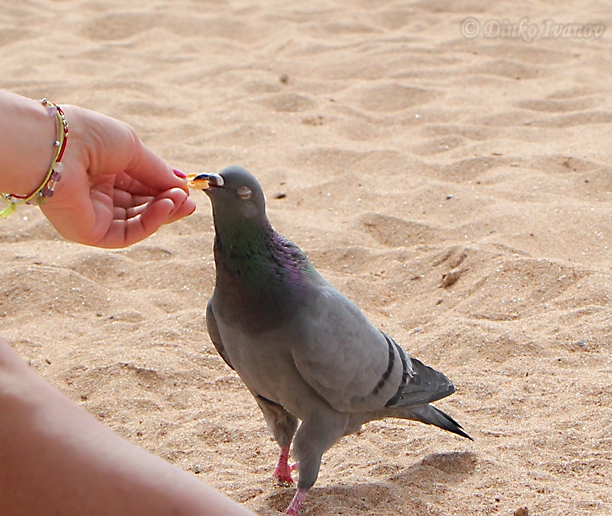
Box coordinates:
[272,445,294,485]
[0,337,253,516]
[284,411,348,515]
[285,488,308,515]
[253,394,299,485]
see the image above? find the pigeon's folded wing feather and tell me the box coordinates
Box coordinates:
[206,295,235,370]
[291,285,407,413]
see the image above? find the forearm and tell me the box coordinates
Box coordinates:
[0,91,58,196]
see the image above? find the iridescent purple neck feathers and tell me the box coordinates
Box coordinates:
[212,217,316,332]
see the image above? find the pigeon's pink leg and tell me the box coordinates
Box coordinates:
[285,488,308,515]
[272,445,294,485]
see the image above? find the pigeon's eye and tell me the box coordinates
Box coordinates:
[237,186,252,199]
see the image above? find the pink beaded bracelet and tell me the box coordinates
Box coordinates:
[0,98,68,219]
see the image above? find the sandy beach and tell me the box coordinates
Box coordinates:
[2,0,612,514]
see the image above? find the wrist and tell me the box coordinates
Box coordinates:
[0,92,57,195]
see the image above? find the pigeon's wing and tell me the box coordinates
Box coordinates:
[206,295,235,370]
[290,284,410,413]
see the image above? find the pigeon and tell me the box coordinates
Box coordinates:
[189,166,471,515]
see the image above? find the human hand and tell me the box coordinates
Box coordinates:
[39,105,196,248]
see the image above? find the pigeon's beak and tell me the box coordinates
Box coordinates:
[186,173,225,190]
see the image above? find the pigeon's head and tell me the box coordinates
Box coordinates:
[188,165,267,221]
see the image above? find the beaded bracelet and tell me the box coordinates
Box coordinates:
[0,98,69,219]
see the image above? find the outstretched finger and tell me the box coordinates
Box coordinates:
[124,139,189,195]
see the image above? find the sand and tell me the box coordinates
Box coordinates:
[2,0,612,514]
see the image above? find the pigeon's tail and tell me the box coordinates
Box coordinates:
[385,356,456,409]
[379,349,472,440]
[402,404,473,440]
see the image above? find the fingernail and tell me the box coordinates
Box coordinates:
[173,168,187,179]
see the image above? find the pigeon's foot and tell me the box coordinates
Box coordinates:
[273,445,294,485]
[285,488,308,515]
